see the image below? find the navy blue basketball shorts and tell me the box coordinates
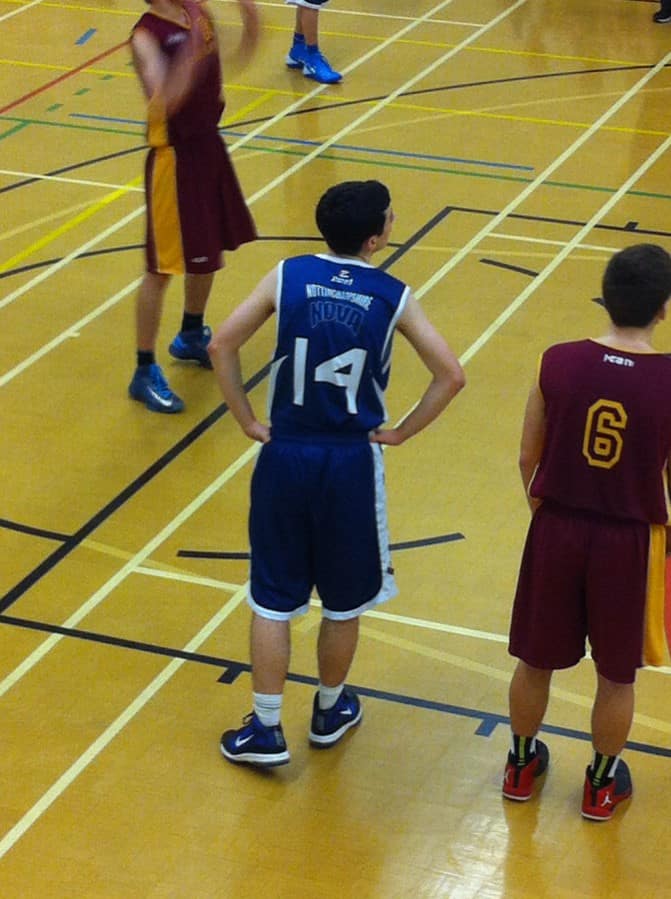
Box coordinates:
[248,436,398,621]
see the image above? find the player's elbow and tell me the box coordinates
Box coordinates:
[444,362,466,398]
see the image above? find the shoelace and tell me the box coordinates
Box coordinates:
[149,366,175,399]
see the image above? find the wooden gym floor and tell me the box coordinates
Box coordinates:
[1,0,671,895]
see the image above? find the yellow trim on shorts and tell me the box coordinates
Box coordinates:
[643,523,667,666]
[150,146,185,275]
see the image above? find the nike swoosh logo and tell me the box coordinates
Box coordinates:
[234,734,254,748]
[147,388,174,408]
[340,709,353,717]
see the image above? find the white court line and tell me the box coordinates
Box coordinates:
[455,128,671,368]
[0,582,249,859]
[0,0,486,672]
[0,442,259,702]
[0,0,465,364]
[4,0,671,858]
[0,278,141,389]
[0,0,43,24]
[135,565,241,594]
[415,48,671,305]
[252,0,478,27]
[0,169,144,193]
[489,233,622,254]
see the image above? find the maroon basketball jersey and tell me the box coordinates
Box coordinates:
[529,339,671,523]
[133,1,224,146]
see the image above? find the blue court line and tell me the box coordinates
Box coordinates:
[76,29,96,46]
[67,112,534,173]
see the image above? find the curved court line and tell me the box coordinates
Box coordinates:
[0,442,259,704]
[7,0,671,858]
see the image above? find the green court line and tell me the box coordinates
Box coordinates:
[0,114,144,138]
[2,113,671,204]
[0,121,29,141]
[241,141,671,203]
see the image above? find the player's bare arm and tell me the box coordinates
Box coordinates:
[131,21,204,115]
[370,293,465,447]
[208,268,278,443]
[518,381,546,512]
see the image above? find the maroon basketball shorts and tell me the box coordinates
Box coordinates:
[509,501,659,683]
[144,133,256,275]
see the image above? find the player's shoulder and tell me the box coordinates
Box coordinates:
[541,338,590,362]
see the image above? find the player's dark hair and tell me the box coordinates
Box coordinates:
[316,181,391,256]
[602,244,671,327]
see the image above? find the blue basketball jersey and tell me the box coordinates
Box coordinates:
[268,254,409,437]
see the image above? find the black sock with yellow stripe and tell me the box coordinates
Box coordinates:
[511,734,537,767]
[589,752,618,787]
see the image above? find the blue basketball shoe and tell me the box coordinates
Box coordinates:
[128,364,184,413]
[301,47,342,84]
[168,325,212,368]
[309,688,362,747]
[220,713,290,767]
[286,40,308,69]
[286,43,342,85]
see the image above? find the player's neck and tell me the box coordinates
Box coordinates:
[594,326,656,354]
[326,251,372,265]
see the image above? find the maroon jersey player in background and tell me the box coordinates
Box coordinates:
[502,243,671,821]
[128,0,259,413]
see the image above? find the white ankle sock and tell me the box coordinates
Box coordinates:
[318,682,344,711]
[253,692,283,726]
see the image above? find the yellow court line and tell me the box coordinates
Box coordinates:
[338,98,671,141]
[223,91,276,125]
[0,175,142,275]
[0,0,646,68]
[380,103,670,138]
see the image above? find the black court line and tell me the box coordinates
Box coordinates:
[233,65,662,129]
[0,62,658,203]
[177,533,465,561]
[0,519,70,542]
[0,145,147,195]
[0,236,345,282]
[4,201,671,284]
[0,209,452,613]
[479,259,540,279]
[0,612,668,759]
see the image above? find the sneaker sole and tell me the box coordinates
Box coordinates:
[128,388,184,413]
[303,69,342,85]
[309,708,362,747]
[168,347,212,369]
[581,789,632,821]
[502,787,534,802]
[220,744,290,767]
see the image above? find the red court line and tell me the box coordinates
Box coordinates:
[0,39,129,116]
